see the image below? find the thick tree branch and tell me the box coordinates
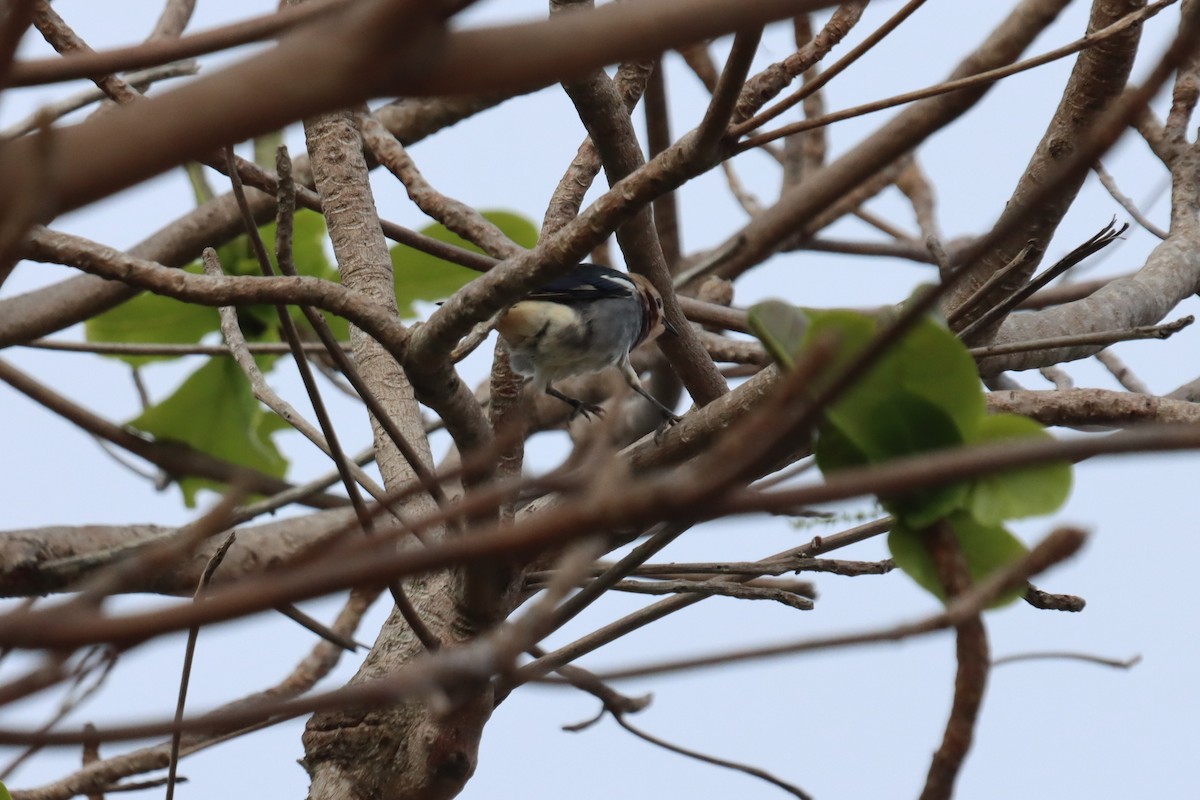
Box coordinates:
[945,0,1149,331]
[978,226,1200,373]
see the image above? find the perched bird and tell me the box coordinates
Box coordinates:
[495,263,682,423]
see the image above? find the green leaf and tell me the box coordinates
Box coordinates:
[0,779,12,800]
[813,421,870,473]
[838,394,971,527]
[797,309,877,395]
[85,264,220,365]
[781,307,984,441]
[389,209,538,318]
[837,390,964,464]
[747,300,810,369]
[889,315,986,438]
[129,358,288,506]
[889,512,1028,605]
[184,162,215,205]
[965,413,1073,524]
[254,131,284,169]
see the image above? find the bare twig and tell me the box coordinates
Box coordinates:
[737,1,1175,151]
[957,220,1129,342]
[166,530,237,800]
[549,528,1085,683]
[992,651,1140,668]
[731,0,925,135]
[1095,349,1151,393]
[606,578,815,610]
[967,315,1193,358]
[1092,161,1169,239]
[918,521,988,800]
[613,712,814,800]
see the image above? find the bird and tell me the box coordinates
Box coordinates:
[495,263,682,424]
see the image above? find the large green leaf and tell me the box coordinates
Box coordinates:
[889,511,1028,605]
[747,300,810,369]
[889,315,986,438]
[750,300,1069,606]
[965,413,1072,524]
[389,210,538,318]
[819,394,969,528]
[797,309,877,396]
[129,358,287,506]
[793,311,978,468]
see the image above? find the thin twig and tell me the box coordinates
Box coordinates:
[606,578,815,610]
[273,604,361,652]
[166,529,237,800]
[1092,161,1168,239]
[231,446,375,523]
[737,0,1177,151]
[0,647,116,780]
[571,528,1082,683]
[992,651,1141,668]
[945,243,1032,326]
[731,0,928,136]
[10,0,347,87]
[201,249,392,508]
[22,339,341,357]
[1095,349,1151,394]
[514,518,891,687]
[967,315,1193,358]
[957,220,1129,341]
[0,356,347,509]
[695,28,763,154]
[0,61,198,140]
[613,712,814,800]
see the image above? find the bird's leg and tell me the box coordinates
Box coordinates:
[630,382,682,425]
[545,386,606,420]
[620,361,682,426]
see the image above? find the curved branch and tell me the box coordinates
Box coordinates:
[21,226,410,363]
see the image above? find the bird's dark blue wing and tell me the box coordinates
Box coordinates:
[526,263,636,305]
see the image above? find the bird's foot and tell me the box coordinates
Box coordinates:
[547,387,605,421]
[653,410,682,443]
[568,399,606,421]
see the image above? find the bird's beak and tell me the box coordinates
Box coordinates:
[662,316,680,337]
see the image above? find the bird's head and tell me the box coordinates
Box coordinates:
[629,273,678,347]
